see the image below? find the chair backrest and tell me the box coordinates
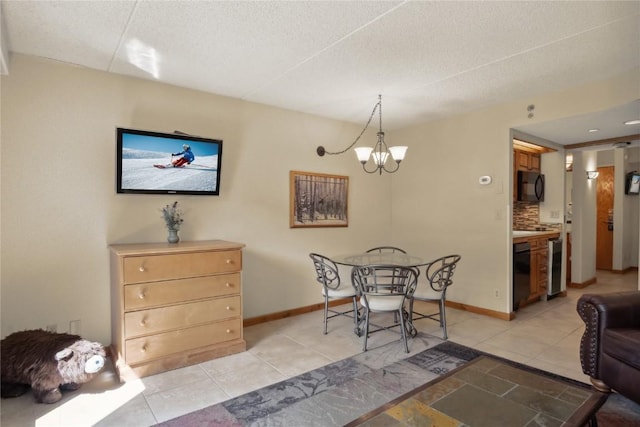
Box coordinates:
[351,265,419,300]
[425,254,461,293]
[365,246,407,254]
[309,253,342,291]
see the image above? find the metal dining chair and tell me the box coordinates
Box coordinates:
[351,264,419,353]
[309,253,359,335]
[365,246,409,324]
[366,246,407,254]
[408,254,461,340]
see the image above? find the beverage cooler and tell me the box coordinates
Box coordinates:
[547,238,562,297]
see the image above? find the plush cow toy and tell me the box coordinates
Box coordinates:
[1,329,106,403]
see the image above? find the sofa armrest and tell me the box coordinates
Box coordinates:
[577,291,640,377]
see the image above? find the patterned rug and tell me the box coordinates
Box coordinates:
[156,338,640,426]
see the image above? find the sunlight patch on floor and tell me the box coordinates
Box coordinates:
[35,380,145,427]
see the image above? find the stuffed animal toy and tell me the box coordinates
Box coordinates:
[1,329,106,404]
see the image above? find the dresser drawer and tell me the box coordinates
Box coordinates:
[123,250,242,284]
[124,273,240,310]
[125,319,242,364]
[125,296,241,338]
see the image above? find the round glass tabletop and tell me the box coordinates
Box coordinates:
[331,252,429,267]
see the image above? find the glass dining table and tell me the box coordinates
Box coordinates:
[331,252,431,268]
[330,251,433,339]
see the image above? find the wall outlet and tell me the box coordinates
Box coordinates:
[69,319,81,335]
[494,289,500,298]
[45,324,57,333]
[550,210,560,219]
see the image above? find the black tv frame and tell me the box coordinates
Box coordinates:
[116,127,223,196]
[625,170,640,195]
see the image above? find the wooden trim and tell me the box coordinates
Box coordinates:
[244,297,516,327]
[564,134,640,150]
[513,139,556,153]
[243,298,352,327]
[611,266,638,274]
[568,277,597,289]
[445,300,514,321]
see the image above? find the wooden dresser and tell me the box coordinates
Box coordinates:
[109,240,246,381]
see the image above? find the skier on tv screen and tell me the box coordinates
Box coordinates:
[171,144,195,168]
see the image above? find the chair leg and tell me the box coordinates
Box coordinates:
[323,296,329,335]
[351,296,359,329]
[440,299,448,340]
[362,309,370,352]
[398,308,409,353]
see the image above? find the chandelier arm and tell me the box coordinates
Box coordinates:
[361,162,380,174]
[321,100,380,156]
[381,161,401,174]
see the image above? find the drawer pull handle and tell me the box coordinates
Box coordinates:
[226,283,232,288]
[140,318,147,326]
[141,345,147,353]
[138,292,145,299]
[226,329,231,334]
[226,259,232,264]
[226,306,231,310]
[139,266,145,272]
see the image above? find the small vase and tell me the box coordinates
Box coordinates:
[167,228,179,244]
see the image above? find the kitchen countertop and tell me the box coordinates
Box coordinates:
[513,230,561,240]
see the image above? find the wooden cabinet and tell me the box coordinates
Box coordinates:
[515,149,540,172]
[109,240,246,381]
[513,149,541,201]
[531,239,549,297]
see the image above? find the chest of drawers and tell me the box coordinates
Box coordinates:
[109,240,246,381]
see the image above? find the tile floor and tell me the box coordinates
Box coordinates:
[1,270,637,426]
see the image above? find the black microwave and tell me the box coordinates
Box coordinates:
[517,170,545,202]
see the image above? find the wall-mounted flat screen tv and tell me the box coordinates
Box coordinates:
[625,171,640,195]
[116,127,222,195]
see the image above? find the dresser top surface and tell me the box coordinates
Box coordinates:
[109,240,245,256]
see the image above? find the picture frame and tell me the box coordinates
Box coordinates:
[290,171,349,228]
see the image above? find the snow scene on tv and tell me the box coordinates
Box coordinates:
[120,136,220,192]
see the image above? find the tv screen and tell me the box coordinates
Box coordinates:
[116,127,222,195]
[625,171,640,195]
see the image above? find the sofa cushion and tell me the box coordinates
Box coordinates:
[603,328,640,370]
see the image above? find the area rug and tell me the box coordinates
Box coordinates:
[156,339,640,426]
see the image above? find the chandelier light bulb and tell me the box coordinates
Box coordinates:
[389,146,408,162]
[354,147,373,163]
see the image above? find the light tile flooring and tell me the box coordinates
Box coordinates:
[1,270,637,426]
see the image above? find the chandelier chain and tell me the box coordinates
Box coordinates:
[322,99,380,155]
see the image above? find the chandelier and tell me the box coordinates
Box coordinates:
[316,95,407,175]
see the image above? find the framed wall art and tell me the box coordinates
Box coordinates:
[289,171,349,228]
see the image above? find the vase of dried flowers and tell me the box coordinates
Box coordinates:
[162,201,184,243]
[167,228,179,243]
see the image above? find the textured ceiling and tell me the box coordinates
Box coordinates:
[1,1,639,145]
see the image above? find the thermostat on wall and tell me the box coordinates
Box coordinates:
[479,176,492,185]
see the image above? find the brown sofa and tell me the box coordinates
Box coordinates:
[577,291,640,404]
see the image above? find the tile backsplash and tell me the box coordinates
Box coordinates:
[513,201,563,231]
[513,201,540,229]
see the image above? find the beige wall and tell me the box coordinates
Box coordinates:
[391,69,640,313]
[2,55,639,343]
[1,55,392,343]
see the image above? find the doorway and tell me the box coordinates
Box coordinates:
[596,166,614,270]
